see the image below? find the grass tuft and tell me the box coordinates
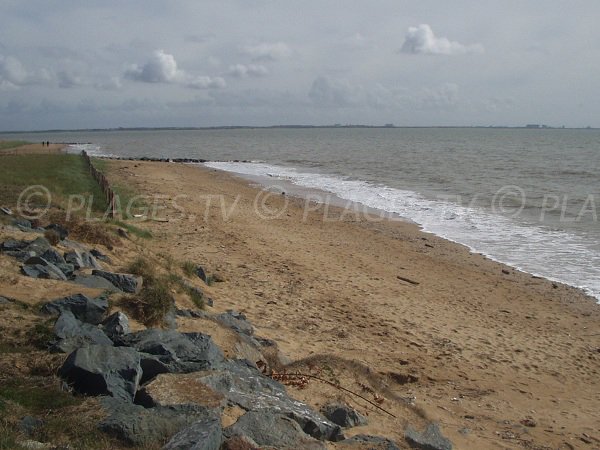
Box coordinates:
[181,261,196,277]
[111,220,152,239]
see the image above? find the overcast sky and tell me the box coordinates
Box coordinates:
[1,1,599,131]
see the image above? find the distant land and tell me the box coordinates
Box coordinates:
[0,124,597,134]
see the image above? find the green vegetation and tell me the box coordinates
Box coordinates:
[0,379,78,413]
[111,220,152,239]
[181,261,196,277]
[0,140,29,151]
[0,154,108,211]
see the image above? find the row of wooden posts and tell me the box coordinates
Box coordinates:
[81,150,116,218]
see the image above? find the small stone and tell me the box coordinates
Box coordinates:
[321,403,368,428]
[405,422,452,450]
[520,417,537,427]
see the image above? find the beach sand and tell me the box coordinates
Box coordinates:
[2,156,597,449]
[97,160,599,449]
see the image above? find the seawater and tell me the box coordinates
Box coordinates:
[4,128,600,300]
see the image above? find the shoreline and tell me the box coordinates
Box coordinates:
[101,159,599,449]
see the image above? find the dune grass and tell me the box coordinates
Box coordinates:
[0,154,108,212]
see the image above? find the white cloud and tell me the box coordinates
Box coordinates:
[187,76,226,89]
[401,24,484,55]
[125,50,225,89]
[125,49,183,83]
[243,42,291,61]
[0,54,52,88]
[227,63,269,78]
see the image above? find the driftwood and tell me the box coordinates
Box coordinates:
[81,150,116,218]
[397,275,420,285]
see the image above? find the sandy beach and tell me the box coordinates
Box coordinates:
[84,159,598,449]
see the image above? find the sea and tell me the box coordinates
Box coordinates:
[3,127,600,301]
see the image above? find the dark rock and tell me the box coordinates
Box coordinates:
[223,409,326,449]
[99,397,218,447]
[102,312,130,338]
[40,248,66,265]
[24,237,52,256]
[214,310,254,336]
[52,311,113,353]
[405,423,452,450]
[71,274,119,291]
[176,309,209,319]
[321,403,368,428]
[338,435,401,450]
[162,415,223,450]
[90,249,111,262]
[56,263,75,278]
[115,329,225,379]
[64,249,102,270]
[197,359,343,442]
[58,345,142,402]
[195,265,207,283]
[91,270,142,294]
[13,218,32,229]
[0,296,11,305]
[0,238,28,252]
[45,223,69,240]
[40,293,108,325]
[21,258,68,281]
[19,416,44,437]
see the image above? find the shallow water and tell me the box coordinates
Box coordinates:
[4,127,600,299]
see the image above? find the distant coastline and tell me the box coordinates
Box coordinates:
[1,124,598,134]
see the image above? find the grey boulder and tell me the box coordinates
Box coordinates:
[99,397,217,447]
[64,249,102,270]
[58,345,142,402]
[102,312,130,338]
[223,409,326,450]
[196,359,343,442]
[41,293,108,325]
[51,311,113,353]
[115,329,225,380]
[91,270,142,293]
[214,310,254,336]
[162,415,223,450]
[321,403,368,428]
[21,257,67,281]
[405,423,453,450]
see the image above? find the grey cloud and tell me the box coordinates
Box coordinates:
[0,55,52,89]
[242,42,291,61]
[125,50,182,83]
[401,24,484,55]
[227,63,269,78]
[57,70,85,88]
[125,49,225,89]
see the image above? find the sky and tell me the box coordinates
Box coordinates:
[0,0,599,131]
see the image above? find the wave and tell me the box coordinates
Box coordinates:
[204,161,600,301]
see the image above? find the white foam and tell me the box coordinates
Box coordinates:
[66,143,113,157]
[205,161,600,301]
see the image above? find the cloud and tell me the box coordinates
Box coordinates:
[227,63,269,78]
[242,42,291,61]
[308,76,461,111]
[401,24,484,55]
[0,55,52,88]
[125,49,183,83]
[308,76,359,107]
[125,49,225,89]
[57,70,85,88]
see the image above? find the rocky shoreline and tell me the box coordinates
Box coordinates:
[0,216,453,449]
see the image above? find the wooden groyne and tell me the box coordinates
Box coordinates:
[81,150,116,218]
